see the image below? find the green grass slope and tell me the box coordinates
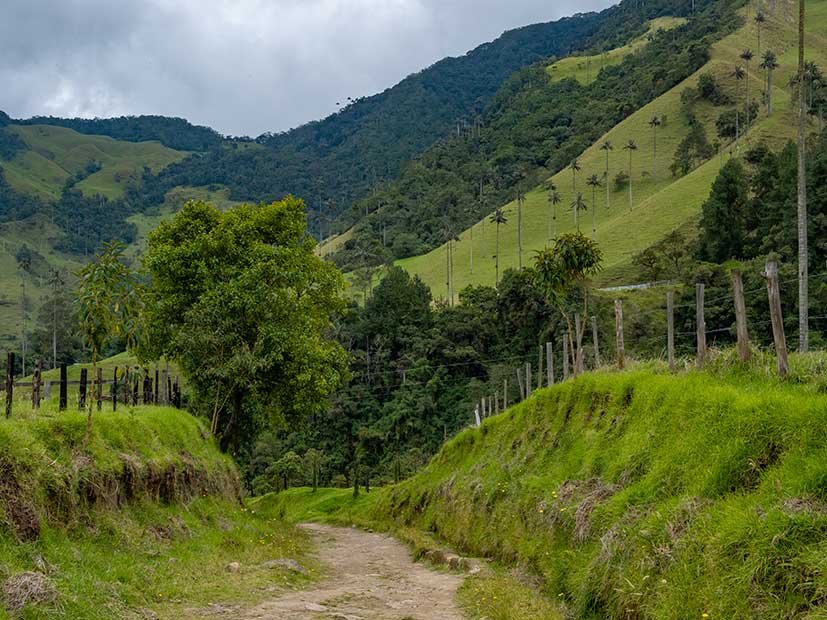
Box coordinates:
[0,405,315,618]
[2,125,186,201]
[547,17,688,85]
[398,1,827,293]
[272,353,827,619]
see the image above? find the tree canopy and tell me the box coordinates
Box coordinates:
[140,198,348,453]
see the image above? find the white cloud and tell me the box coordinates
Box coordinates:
[0,0,614,136]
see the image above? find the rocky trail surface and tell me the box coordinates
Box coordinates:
[198,523,468,619]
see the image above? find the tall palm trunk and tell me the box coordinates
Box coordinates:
[517,197,523,269]
[628,151,634,211]
[591,186,597,238]
[767,68,774,115]
[746,63,751,132]
[470,225,473,275]
[652,127,657,176]
[605,152,610,212]
[797,0,809,350]
[553,202,558,239]
[495,223,501,285]
[446,243,450,302]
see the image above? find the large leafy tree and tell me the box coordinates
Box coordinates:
[141,198,348,453]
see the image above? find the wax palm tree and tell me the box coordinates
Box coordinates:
[649,116,662,176]
[761,50,779,116]
[731,65,746,144]
[755,11,766,54]
[586,174,602,238]
[516,187,526,269]
[623,140,638,211]
[600,140,613,212]
[797,0,809,350]
[546,182,561,245]
[800,61,823,111]
[440,223,461,306]
[569,159,581,197]
[490,208,508,285]
[570,193,587,231]
[741,49,754,130]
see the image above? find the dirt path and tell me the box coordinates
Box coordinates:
[235,523,466,619]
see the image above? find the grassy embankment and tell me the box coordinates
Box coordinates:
[265,350,827,619]
[0,402,316,619]
[398,1,827,294]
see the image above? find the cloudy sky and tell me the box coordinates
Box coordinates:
[1,0,614,137]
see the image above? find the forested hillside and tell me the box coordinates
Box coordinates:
[331,0,733,271]
[392,0,827,294]
[131,0,703,229]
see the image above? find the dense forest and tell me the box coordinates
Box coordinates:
[331,0,741,270]
[245,132,827,492]
[0,165,138,254]
[13,114,222,151]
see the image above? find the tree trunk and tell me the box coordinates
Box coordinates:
[797,0,809,351]
[495,224,500,285]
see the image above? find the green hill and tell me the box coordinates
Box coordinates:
[397,0,827,294]
[2,124,186,201]
[270,353,827,618]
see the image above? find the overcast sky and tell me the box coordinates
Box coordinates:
[1,0,614,137]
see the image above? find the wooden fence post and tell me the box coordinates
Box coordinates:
[764,261,789,377]
[591,316,601,368]
[154,368,159,404]
[96,367,103,412]
[504,379,508,409]
[546,342,554,386]
[537,345,543,391]
[563,339,570,379]
[32,359,42,410]
[575,314,585,374]
[59,364,67,411]
[696,283,707,368]
[495,393,500,415]
[614,300,625,370]
[732,270,750,361]
[525,362,532,397]
[516,369,525,401]
[79,368,87,410]
[4,352,14,419]
[112,367,118,412]
[133,374,139,406]
[44,380,51,402]
[667,291,675,372]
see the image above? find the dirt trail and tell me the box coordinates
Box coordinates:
[234,523,466,619]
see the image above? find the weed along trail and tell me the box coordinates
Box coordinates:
[231,523,466,619]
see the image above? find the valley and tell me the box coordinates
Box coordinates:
[1,0,827,617]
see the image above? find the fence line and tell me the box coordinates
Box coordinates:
[2,357,182,417]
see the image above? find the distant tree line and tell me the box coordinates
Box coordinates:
[13,114,222,152]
